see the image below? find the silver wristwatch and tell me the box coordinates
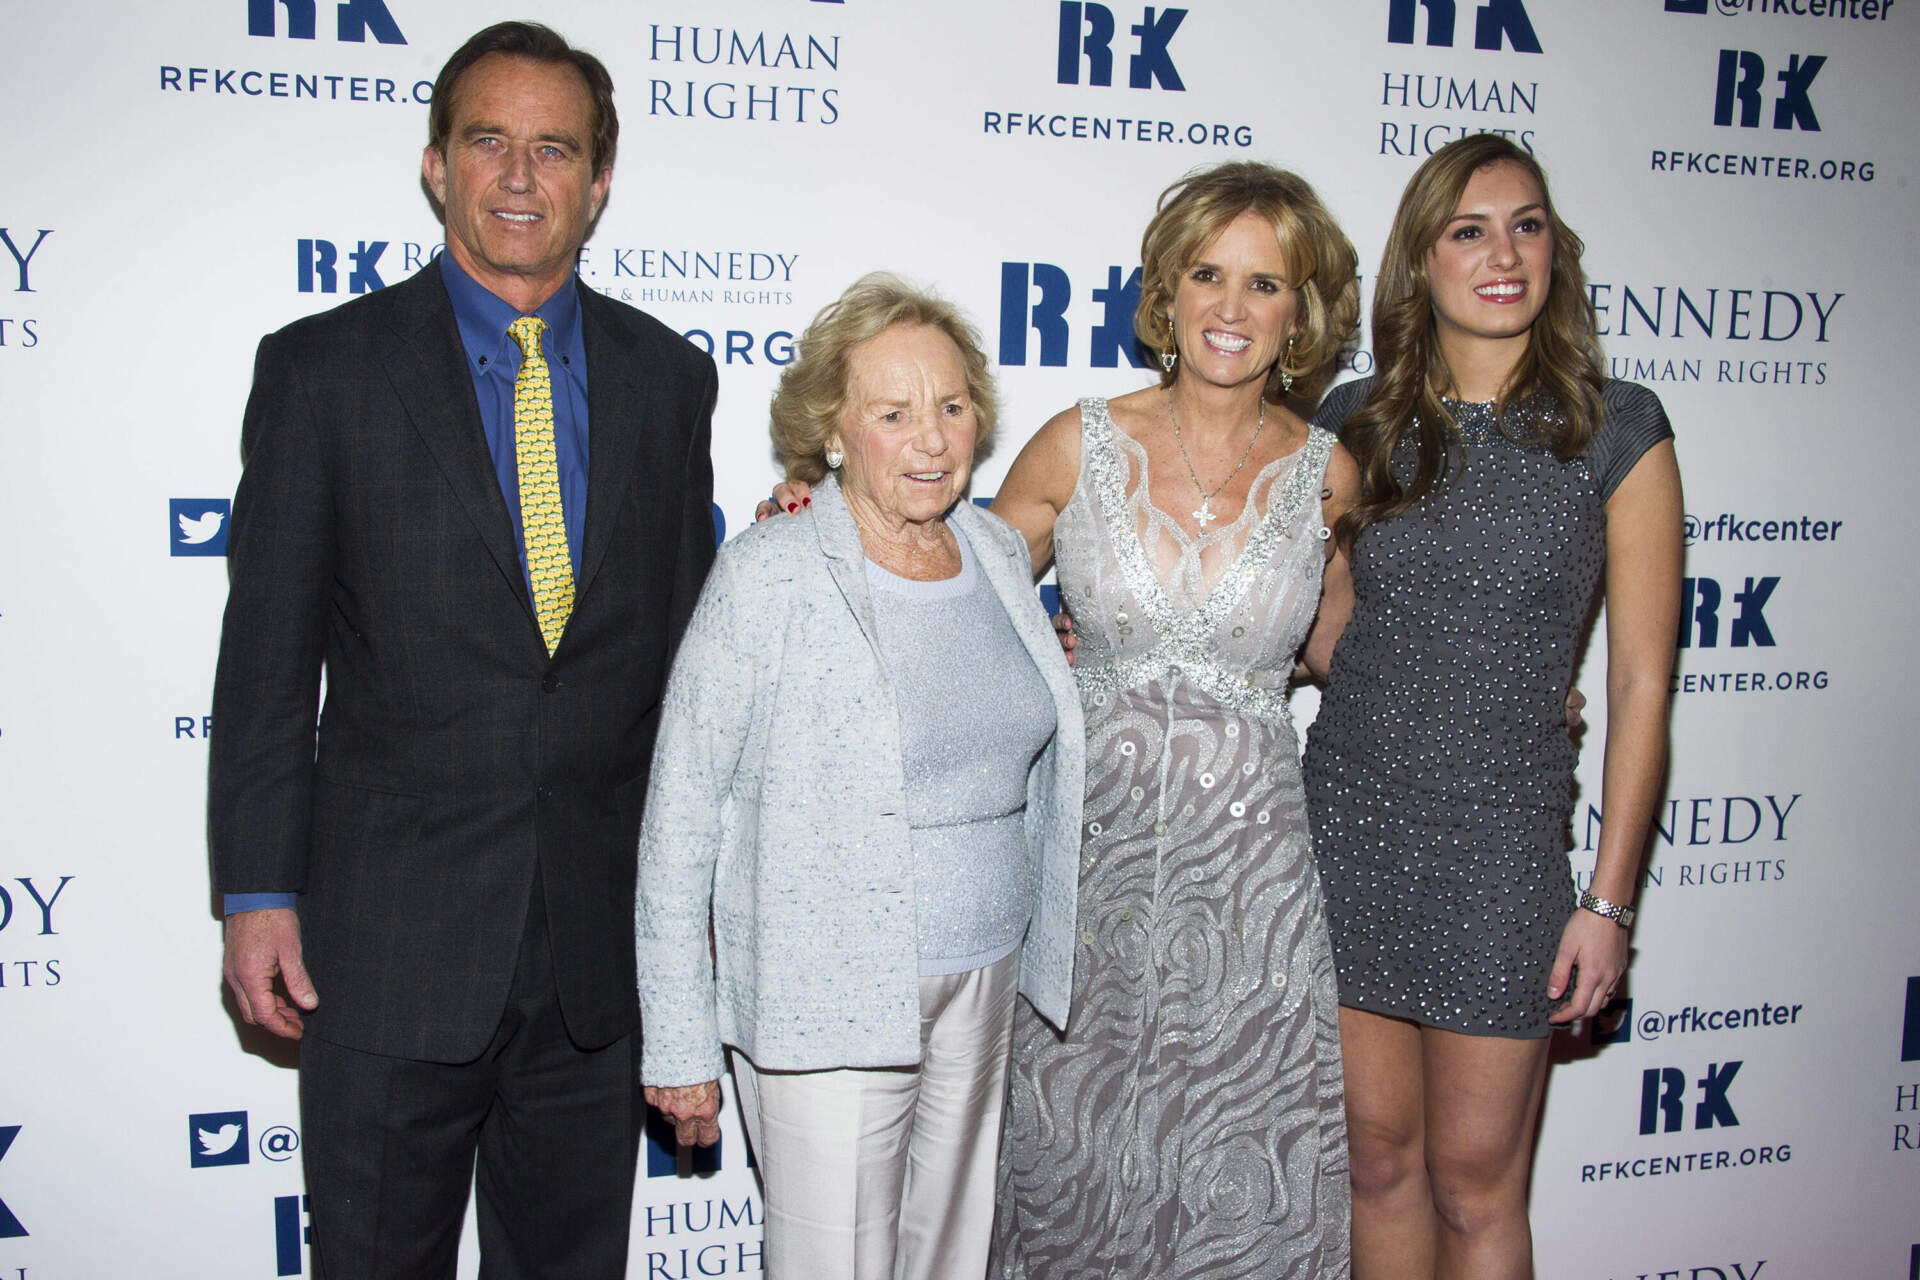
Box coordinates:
[1578,890,1635,928]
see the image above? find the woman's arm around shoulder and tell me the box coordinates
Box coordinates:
[989,403,1084,580]
[1301,440,1361,682]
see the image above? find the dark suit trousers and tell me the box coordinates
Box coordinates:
[299,879,641,1279]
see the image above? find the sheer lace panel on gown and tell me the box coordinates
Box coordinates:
[1113,428,1307,610]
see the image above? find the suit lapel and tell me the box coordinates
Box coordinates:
[576,289,667,601]
[381,263,534,620]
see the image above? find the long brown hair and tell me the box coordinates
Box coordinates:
[1335,136,1604,548]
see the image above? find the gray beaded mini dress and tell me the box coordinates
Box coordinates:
[994,399,1350,1278]
[1302,377,1672,1037]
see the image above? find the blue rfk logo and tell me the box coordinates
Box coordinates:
[298,239,388,294]
[1714,50,1824,131]
[1639,1061,1742,1134]
[998,262,1148,370]
[1676,576,1777,649]
[1056,4,1186,90]
[0,1127,25,1239]
[1387,0,1542,53]
[275,1194,311,1276]
[248,0,406,44]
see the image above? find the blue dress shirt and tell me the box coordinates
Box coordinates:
[439,250,592,582]
[224,255,593,917]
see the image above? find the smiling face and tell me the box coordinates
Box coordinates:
[1427,159,1553,361]
[1170,210,1299,395]
[421,53,611,313]
[830,323,978,531]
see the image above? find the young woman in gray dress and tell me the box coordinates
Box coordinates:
[1300,135,1684,1279]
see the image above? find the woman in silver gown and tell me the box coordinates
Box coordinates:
[987,163,1361,1279]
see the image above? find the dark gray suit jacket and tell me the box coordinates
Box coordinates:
[209,258,717,1062]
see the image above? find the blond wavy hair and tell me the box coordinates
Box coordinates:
[771,273,1000,483]
[1133,162,1360,405]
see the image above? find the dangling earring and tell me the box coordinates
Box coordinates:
[1278,333,1296,394]
[1160,312,1178,373]
[825,445,844,469]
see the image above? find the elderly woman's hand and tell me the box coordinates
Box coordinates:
[754,480,815,522]
[644,1081,724,1148]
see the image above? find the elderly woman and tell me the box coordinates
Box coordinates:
[636,273,1085,1280]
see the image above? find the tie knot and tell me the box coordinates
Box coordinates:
[508,315,547,358]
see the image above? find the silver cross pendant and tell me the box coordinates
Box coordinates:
[1192,500,1217,528]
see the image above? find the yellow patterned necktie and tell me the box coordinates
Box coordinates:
[508,316,574,656]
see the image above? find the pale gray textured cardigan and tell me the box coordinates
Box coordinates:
[635,477,1085,1086]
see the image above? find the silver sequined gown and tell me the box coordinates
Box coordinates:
[1303,378,1673,1037]
[993,399,1351,1280]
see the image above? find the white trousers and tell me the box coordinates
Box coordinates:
[730,952,1020,1280]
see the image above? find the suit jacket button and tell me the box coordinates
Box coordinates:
[541,675,559,694]
[536,785,552,801]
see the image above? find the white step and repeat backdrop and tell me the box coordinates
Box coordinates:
[5,1,1919,1276]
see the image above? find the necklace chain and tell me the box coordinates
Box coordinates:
[1167,389,1265,529]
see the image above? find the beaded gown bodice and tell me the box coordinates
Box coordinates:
[1054,397,1334,730]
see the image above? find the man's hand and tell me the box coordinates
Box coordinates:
[644,1080,723,1147]
[223,907,317,1040]
[1052,612,1076,665]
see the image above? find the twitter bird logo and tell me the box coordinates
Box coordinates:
[198,1123,242,1155]
[177,510,226,544]
[169,498,231,557]
[188,1110,250,1167]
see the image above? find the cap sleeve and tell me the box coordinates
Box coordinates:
[1312,375,1374,441]
[1589,381,1675,501]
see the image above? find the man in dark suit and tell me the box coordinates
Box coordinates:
[209,21,716,1277]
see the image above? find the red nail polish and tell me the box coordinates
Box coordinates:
[787,502,798,513]
[802,497,811,507]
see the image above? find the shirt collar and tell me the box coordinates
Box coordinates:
[438,250,583,377]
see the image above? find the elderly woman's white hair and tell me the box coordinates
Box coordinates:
[770,272,1000,483]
